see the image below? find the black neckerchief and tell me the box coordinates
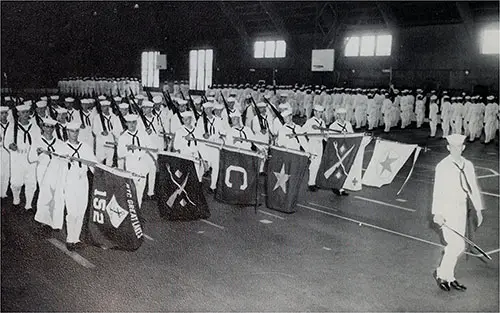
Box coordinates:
[236,126,247,139]
[185,127,196,147]
[128,131,141,151]
[336,121,348,133]
[103,114,113,130]
[18,123,33,145]
[1,121,9,137]
[286,123,304,150]
[145,116,157,133]
[67,142,82,168]
[207,116,216,135]
[80,110,92,127]
[42,137,56,159]
[56,123,68,141]
[67,109,75,122]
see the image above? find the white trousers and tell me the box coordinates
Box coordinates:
[442,118,451,137]
[0,148,10,197]
[453,118,463,135]
[308,141,323,186]
[430,120,438,137]
[416,113,425,128]
[65,169,88,243]
[35,161,67,229]
[10,152,36,208]
[199,144,220,190]
[484,121,497,143]
[146,156,156,196]
[436,201,467,281]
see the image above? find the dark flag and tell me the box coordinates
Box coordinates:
[157,152,210,220]
[266,146,309,213]
[317,133,364,190]
[89,165,144,251]
[215,146,260,206]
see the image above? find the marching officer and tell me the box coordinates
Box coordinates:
[428,95,439,138]
[441,95,452,137]
[432,134,484,291]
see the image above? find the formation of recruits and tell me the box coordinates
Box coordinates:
[0,81,498,249]
[57,77,152,98]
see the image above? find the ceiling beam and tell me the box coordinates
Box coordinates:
[455,1,475,41]
[259,1,291,39]
[217,1,251,46]
[375,2,398,31]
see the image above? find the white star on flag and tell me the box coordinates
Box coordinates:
[273,163,290,194]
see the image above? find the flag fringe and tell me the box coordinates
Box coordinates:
[396,146,422,195]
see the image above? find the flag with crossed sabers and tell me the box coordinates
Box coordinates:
[89,165,144,251]
[316,134,364,190]
[156,153,210,221]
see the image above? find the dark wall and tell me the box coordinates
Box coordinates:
[2,1,498,94]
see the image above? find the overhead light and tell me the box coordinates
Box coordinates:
[352,69,356,73]
[134,4,139,9]
[465,70,470,75]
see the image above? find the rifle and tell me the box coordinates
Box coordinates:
[128,96,149,132]
[249,95,267,132]
[186,92,200,121]
[263,96,284,125]
[145,90,154,102]
[94,94,108,133]
[220,92,233,126]
[110,93,127,129]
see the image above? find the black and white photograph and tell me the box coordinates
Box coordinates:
[1,1,499,311]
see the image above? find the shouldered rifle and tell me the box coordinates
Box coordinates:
[146,90,154,102]
[250,95,266,131]
[129,96,149,132]
[188,93,201,121]
[110,93,127,129]
[263,96,284,125]
[220,92,233,126]
[94,94,107,133]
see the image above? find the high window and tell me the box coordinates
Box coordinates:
[141,51,160,88]
[344,34,392,57]
[481,27,500,54]
[189,49,213,91]
[254,40,286,58]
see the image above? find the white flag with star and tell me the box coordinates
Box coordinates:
[362,139,417,187]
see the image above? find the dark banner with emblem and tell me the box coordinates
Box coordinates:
[266,147,309,213]
[88,166,144,251]
[157,153,210,220]
[317,134,364,190]
[215,147,260,206]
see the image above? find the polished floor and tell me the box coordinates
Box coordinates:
[1,125,499,312]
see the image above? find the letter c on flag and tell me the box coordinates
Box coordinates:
[225,165,248,190]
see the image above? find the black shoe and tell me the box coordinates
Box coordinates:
[332,188,341,196]
[450,280,467,291]
[437,278,451,291]
[308,185,318,192]
[340,190,349,196]
[66,242,85,251]
[24,208,35,216]
[208,188,215,195]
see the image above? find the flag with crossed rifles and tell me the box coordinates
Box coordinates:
[156,152,210,220]
[266,146,309,213]
[317,133,364,190]
[88,165,144,251]
[216,146,260,206]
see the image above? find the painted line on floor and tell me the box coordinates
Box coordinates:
[354,196,416,212]
[307,202,339,212]
[258,209,285,220]
[200,219,225,230]
[144,234,154,241]
[259,219,273,224]
[47,238,96,269]
[480,191,500,198]
[300,204,485,258]
[477,174,500,179]
[396,198,407,203]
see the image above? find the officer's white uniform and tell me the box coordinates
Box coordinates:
[441,97,452,137]
[415,95,425,128]
[381,96,392,132]
[3,105,40,210]
[484,97,499,144]
[452,98,464,134]
[62,122,97,244]
[429,97,439,137]
[433,134,484,282]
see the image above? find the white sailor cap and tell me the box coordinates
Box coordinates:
[100,100,111,106]
[281,110,293,117]
[36,101,47,108]
[208,91,216,96]
[451,97,457,100]
[89,98,96,103]
[17,104,31,111]
[207,96,216,102]
[142,100,154,108]
[4,96,11,101]
[113,96,122,102]
[257,102,267,108]
[152,95,163,104]
[98,95,107,100]
[229,111,241,119]
[278,102,291,110]
[445,134,466,146]
[213,102,224,110]
[119,103,129,109]
[202,101,213,109]
[465,96,471,100]
[56,107,68,114]
[81,99,91,105]
[443,95,450,99]
[23,100,33,106]
[65,97,74,103]
[336,108,347,114]
[394,89,400,94]
[181,111,194,119]
[430,95,437,100]
[66,121,81,130]
[280,93,288,97]
[0,106,10,113]
[416,89,423,93]
[245,95,252,100]
[42,118,57,126]
[487,95,494,100]
[50,95,59,100]
[135,94,145,100]
[442,91,448,94]
[40,96,48,101]
[227,97,236,102]
[313,105,325,112]
[264,95,271,100]
[124,114,138,122]
[194,97,202,105]
[177,99,188,105]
